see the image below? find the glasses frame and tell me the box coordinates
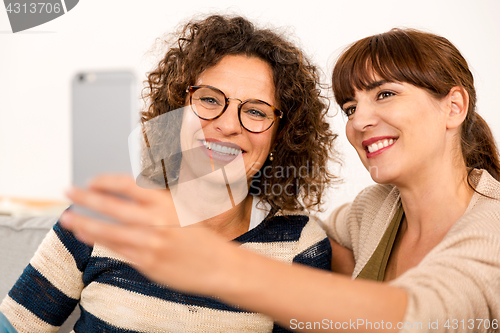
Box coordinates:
[186,85,283,134]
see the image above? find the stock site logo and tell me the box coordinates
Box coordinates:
[128,107,249,227]
[3,0,78,33]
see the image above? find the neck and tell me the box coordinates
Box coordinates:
[397,163,474,241]
[171,173,253,239]
[200,195,253,240]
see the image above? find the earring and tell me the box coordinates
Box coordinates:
[269,152,274,161]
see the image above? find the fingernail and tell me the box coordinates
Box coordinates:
[65,188,75,198]
[74,232,89,244]
[60,212,72,226]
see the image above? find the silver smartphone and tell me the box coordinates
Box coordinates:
[71,70,137,187]
[71,70,137,220]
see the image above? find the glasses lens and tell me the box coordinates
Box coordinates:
[191,87,225,119]
[240,100,275,133]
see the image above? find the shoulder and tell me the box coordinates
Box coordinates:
[298,214,330,250]
[351,183,397,214]
[280,213,332,271]
[278,210,328,239]
[332,183,399,236]
[257,211,328,247]
[451,170,500,234]
[238,212,331,269]
[470,169,500,200]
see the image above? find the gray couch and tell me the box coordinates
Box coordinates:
[0,216,79,332]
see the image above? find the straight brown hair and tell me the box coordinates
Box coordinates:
[332,28,500,185]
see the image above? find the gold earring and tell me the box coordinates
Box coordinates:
[269,152,274,161]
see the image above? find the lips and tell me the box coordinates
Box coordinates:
[194,139,245,164]
[201,139,243,156]
[202,140,243,156]
[362,136,398,156]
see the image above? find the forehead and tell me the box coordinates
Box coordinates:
[338,66,380,98]
[334,59,405,106]
[195,55,276,104]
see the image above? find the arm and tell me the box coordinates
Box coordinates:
[62,175,500,332]
[218,241,407,332]
[329,238,355,276]
[0,222,90,333]
[315,204,355,275]
[60,175,408,332]
[387,207,500,332]
[62,212,407,332]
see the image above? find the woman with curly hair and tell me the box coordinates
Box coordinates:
[0,14,338,333]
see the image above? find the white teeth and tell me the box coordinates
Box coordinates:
[202,140,242,156]
[367,138,396,154]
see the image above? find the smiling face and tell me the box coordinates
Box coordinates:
[343,78,451,186]
[179,54,279,184]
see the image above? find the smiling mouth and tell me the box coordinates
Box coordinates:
[365,138,397,154]
[202,140,243,156]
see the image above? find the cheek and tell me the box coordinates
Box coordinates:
[345,122,357,148]
[180,112,196,147]
[181,110,208,136]
[247,133,273,164]
[252,137,272,157]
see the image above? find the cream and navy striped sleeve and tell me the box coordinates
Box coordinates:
[1,221,91,332]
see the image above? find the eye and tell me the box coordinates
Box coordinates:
[342,105,356,118]
[200,96,222,106]
[244,108,267,119]
[377,91,395,100]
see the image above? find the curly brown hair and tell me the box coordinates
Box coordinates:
[141,14,338,212]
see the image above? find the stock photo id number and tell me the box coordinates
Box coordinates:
[3,0,79,32]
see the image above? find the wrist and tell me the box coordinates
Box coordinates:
[209,242,252,300]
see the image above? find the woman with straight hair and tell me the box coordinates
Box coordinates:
[57,28,500,332]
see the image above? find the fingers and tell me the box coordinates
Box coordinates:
[61,210,154,253]
[61,205,235,296]
[87,174,170,206]
[66,187,153,226]
[60,209,179,274]
[67,174,179,227]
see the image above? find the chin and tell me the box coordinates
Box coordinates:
[366,166,398,185]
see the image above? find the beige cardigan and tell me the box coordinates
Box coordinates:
[323,170,500,333]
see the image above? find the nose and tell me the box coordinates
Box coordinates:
[211,99,243,136]
[349,100,378,132]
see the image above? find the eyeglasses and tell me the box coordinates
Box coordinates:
[186,85,283,133]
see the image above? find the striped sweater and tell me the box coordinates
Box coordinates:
[1,213,331,332]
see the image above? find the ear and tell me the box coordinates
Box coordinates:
[445,86,469,130]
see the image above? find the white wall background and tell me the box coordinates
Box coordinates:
[1,0,499,218]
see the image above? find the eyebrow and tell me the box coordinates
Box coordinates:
[341,97,354,106]
[341,80,390,107]
[365,80,388,91]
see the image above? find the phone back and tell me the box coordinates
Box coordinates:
[71,71,137,187]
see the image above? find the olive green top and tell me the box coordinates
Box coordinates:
[356,205,404,281]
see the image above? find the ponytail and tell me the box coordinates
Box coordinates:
[462,112,500,184]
